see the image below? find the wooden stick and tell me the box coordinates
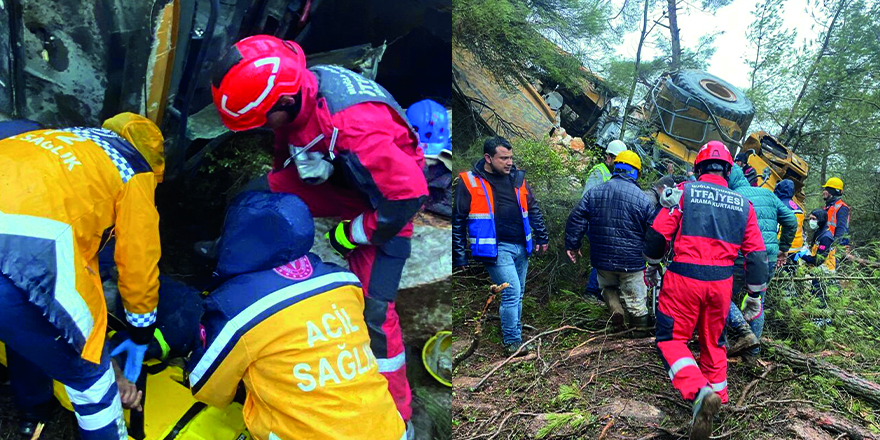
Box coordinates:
[470,325,590,392]
[736,364,775,407]
[452,283,506,370]
[30,423,45,440]
[597,418,614,440]
[790,276,880,281]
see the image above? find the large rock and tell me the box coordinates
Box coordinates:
[596,398,665,425]
[312,214,452,345]
[311,214,451,290]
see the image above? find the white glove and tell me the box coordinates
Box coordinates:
[645,264,662,287]
[741,295,763,321]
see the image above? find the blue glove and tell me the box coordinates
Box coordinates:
[110,339,149,383]
[793,248,809,262]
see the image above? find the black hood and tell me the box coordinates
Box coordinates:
[774,179,795,200]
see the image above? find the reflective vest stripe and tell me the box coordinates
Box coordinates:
[465,171,477,188]
[468,214,492,220]
[667,357,699,380]
[826,199,848,237]
[515,187,533,252]
[458,170,533,259]
[468,238,497,245]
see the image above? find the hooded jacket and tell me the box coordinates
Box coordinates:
[452,160,549,266]
[565,173,655,272]
[773,180,805,251]
[189,191,405,440]
[728,166,797,260]
[0,120,161,363]
[267,67,428,247]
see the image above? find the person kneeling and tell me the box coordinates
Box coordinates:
[187,191,406,440]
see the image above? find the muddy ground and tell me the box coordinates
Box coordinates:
[452,279,880,440]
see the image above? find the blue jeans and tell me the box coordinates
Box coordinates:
[585,268,602,299]
[0,276,126,440]
[727,259,774,355]
[483,241,529,346]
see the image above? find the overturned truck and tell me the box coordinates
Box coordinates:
[624,70,809,205]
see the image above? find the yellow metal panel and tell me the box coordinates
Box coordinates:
[146,0,180,124]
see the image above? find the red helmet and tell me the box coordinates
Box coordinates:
[694,140,733,167]
[211,35,307,131]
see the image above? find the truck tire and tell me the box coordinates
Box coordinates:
[668,70,754,128]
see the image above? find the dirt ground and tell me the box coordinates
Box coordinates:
[452,291,880,440]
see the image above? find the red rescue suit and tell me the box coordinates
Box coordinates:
[644,174,767,403]
[267,68,428,421]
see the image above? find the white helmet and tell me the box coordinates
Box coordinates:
[605,139,627,157]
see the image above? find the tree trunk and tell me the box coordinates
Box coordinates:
[769,341,880,407]
[788,407,877,440]
[618,0,651,140]
[667,0,681,71]
[779,0,847,136]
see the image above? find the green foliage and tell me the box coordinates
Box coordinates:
[535,410,595,439]
[453,0,610,91]
[766,249,880,373]
[552,383,582,405]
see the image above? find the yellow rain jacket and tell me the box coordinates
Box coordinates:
[188,191,404,440]
[0,113,164,363]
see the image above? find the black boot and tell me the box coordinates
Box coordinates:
[727,322,759,358]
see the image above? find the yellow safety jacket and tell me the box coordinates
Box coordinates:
[781,200,805,253]
[0,127,160,362]
[189,255,405,440]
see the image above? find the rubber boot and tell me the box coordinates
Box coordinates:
[603,288,625,331]
[630,314,652,338]
[727,322,759,358]
[690,386,721,440]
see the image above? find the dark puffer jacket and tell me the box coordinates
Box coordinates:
[565,174,654,272]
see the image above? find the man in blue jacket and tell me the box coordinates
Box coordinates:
[726,165,797,358]
[565,151,655,335]
[452,137,550,355]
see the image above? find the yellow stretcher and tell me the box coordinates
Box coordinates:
[0,343,250,440]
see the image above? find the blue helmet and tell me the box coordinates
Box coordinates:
[406,99,450,156]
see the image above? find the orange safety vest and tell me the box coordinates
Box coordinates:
[459,170,532,258]
[825,199,849,238]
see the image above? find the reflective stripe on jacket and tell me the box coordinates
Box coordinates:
[458,170,532,259]
[644,174,768,291]
[190,255,405,440]
[782,200,805,252]
[0,127,160,363]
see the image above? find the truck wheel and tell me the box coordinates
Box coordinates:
[669,70,755,129]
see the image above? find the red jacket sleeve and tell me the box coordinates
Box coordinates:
[643,200,683,264]
[334,103,429,246]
